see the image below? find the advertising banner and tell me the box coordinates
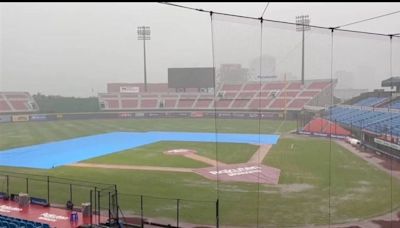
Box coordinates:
[120,86,140,93]
[30,114,48,121]
[12,115,29,122]
[374,138,400,151]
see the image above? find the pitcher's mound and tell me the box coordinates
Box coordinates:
[194,163,280,185]
[164,149,197,156]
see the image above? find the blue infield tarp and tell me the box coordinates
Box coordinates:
[0,131,279,169]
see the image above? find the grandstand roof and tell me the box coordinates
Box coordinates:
[381,77,400,87]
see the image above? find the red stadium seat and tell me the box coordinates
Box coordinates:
[98,79,333,111]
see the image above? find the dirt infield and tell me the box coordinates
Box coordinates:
[68,163,193,173]
[66,137,400,227]
[68,144,280,184]
[191,145,279,184]
[193,163,280,184]
[248,145,272,163]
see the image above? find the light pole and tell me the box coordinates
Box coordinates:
[296,15,310,85]
[137,26,151,92]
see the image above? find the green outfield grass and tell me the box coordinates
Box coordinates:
[0,118,399,227]
[85,141,259,167]
[264,137,400,225]
[0,118,295,150]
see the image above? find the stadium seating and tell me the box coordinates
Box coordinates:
[215,99,233,108]
[298,91,319,97]
[221,84,242,91]
[177,99,195,108]
[140,99,158,108]
[231,99,250,108]
[353,97,388,107]
[287,98,311,108]
[269,99,287,109]
[382,99,400,109]
[242,84,261,91]
[307,81,331,90]
[263,82,286,90]
[98,79,334,111]
[121,100,138,109]
[103,99,119,109]
[256,92,270,97]
[279,91,299,97]
[286,82,303,90]
[248,99,273,109]
[237,92,255,99]
[163,99,178,108]
[328,106,400,136]
[0,92,39,113]
[194,99,213,108]
[0,100,12,112]
[0,214,50,228]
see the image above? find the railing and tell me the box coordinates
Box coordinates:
[117,193,218,228]
[0,170,118,227]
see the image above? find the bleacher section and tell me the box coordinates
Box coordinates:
[99,79,334,111]
[328,106,400,136]
[382,99,400,109]
[353,97,388,107]
[0,92,39,113]
[0,214,50,228]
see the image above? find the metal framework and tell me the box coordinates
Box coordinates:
[296,15,311,86]
[137,26,151,92]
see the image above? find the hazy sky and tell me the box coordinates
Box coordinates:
[1,2,399,97]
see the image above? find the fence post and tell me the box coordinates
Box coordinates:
[140,195,144,228]
[98,190,101,224]
[94,187,97,216]
[47,176,50,203]
[6,175,9,196]
[108,191,111,225]
[69,184,72,202]
[26,178,29,194]
[176,199,180,228]
[90,190,93,226]
[114,185,119,222]
[216,199,219,228]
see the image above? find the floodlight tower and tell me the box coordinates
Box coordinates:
[296,15,310,85]
[137,26,151,92]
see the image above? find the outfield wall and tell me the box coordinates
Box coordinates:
[0,110,294,124]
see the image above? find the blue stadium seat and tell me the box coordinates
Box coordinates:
[383,100,400,109]
[328,106,400,136]
[353,97,388,107]
[0,214,50,228]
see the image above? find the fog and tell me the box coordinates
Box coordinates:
[1,2,399,97]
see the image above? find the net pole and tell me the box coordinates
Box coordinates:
[209,11,220,201]
[328,27,335,226]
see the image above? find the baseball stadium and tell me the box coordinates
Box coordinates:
[1,2,400,228]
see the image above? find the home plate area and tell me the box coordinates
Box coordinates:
[165,145,281,185]
[194,163,280,185]
[70,144,281,185]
